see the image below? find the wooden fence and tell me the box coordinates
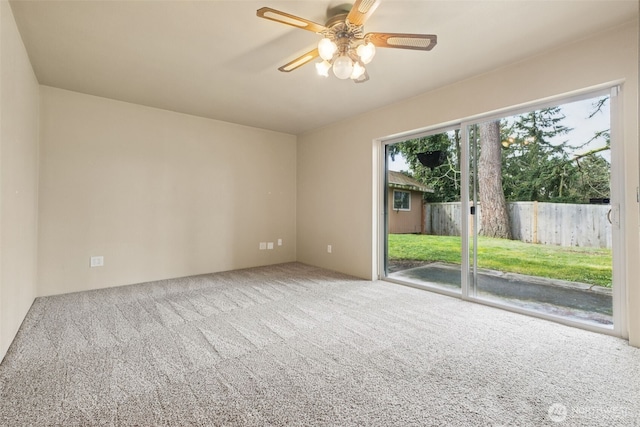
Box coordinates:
[424,201,612,248]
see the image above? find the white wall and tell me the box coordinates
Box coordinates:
[38,87,296,296]
[0,0,40,361]
[297,20,640,344]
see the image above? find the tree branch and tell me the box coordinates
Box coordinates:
[572,146,609,162]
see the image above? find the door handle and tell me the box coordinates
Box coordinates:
[608,204,620,228]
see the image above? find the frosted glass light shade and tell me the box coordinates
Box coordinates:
[350,62,366,79]
[315,60,331,77]
[318,38,337,61]
[356,42,376,64]
[332,55,353,79]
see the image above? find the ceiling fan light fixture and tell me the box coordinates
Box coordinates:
[257,1,438,82]
[356,42,376,64]
[318,38,338,61]
[333,55,354,79]
[316,60,331,77]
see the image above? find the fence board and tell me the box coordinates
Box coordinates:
[425,202,463,236]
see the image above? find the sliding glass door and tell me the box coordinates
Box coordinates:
[383,86,624,334]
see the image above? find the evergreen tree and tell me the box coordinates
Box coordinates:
[501,101,610,203]
[573,154,610,200]
[501,107,574,202]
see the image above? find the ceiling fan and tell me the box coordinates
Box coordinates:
[257,0,437,83]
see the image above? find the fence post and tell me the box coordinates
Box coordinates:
[533,201,538,244]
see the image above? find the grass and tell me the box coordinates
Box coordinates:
[388,234,613,287]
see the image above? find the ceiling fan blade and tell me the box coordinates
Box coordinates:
[366,33,438,51]
[347,0,381,26]
[257,7,327,34]
[278,49,319,72]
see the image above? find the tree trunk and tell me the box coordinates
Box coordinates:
[478,121,512,239]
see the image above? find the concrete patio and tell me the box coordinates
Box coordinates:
[388,262,612,326]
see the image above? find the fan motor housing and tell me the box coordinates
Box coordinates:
[326,12,350,28]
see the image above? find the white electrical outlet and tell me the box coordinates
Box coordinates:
[259,242,267,250]
[267,242,274,250]
[277,239,282,246]
[327,245,332,254]
[90,256,104,267]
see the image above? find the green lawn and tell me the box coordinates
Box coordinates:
[388,234,612,287]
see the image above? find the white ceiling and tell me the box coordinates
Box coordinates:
[9,0,638,135]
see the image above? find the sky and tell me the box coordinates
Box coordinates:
[555,96,610,161]
[388,95,610,172]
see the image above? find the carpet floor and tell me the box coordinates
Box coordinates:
[0,262,638,426]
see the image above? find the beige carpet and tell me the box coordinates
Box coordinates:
[0,262,638,426]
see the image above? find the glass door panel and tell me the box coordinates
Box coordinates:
[385,129,463,294]
[466,95,614,327]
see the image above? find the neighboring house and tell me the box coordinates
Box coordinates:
[388,171,433,234]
